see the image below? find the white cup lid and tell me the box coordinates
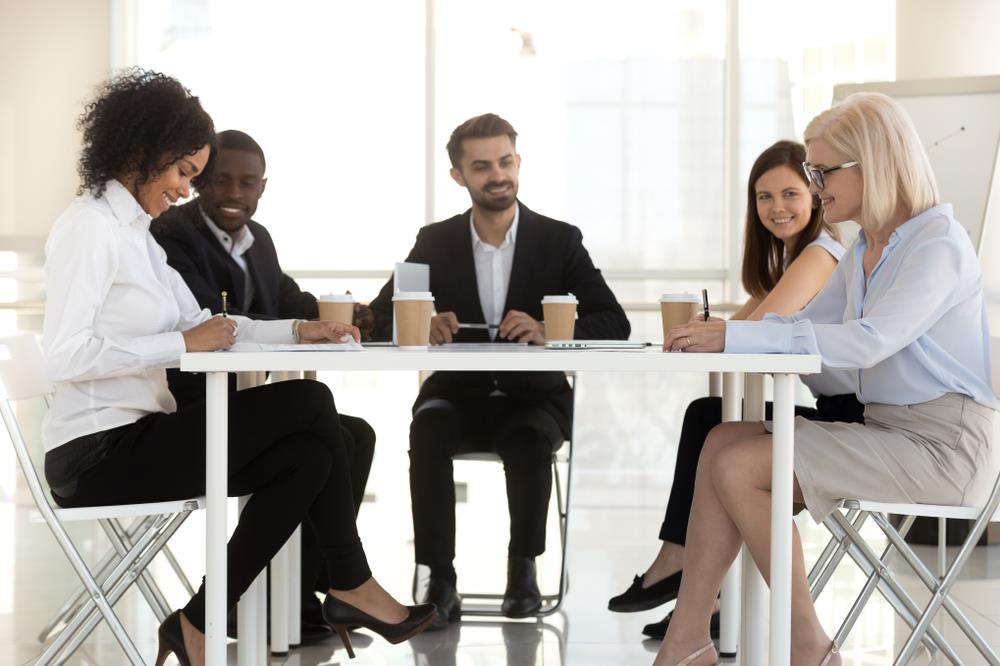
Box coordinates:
[660,293,701,303]
[392,291,434,302]
[320,294,354,302]
[541,294,578,305]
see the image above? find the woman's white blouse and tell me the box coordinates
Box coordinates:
[726,204,998,410]
[42,180,294,451]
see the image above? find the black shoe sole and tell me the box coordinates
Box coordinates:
[642,609,720,640]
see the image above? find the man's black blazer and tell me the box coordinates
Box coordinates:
[151,199,318,321]
[151,199,319,405]
[370,202,630,437]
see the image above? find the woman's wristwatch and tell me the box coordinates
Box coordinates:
[292,319,304,343]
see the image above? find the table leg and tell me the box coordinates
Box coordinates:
[741,373,768,666]
[770,373,795,666]
[270,541,290,655]
[237,496,266,666]
[206,371,229,665]
[719,372,743,658]
[289,526,302,646]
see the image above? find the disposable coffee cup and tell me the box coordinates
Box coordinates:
[392,291,435,348]
[542,294,578,341]
[660,293,701,338]
[318,294,355,326]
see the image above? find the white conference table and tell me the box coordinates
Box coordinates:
[181,345,820,666]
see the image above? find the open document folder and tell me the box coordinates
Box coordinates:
[225,340,365,352]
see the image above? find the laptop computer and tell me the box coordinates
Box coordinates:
[544,340,650,350]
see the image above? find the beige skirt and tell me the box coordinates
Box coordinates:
[778,393,996,522]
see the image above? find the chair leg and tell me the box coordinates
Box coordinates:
[101,518,171,622]
[36,515,157,644]
[35,517,167,666]
[161,543,196,597]
[537,448,571,616]
[869,513,1000,665]
[826,512,960,662]
[38,513,188,665]
[809,509,865,599]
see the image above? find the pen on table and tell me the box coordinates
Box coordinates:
[701,288,710,321]
[458,323,500,330]
[221,290,228,318]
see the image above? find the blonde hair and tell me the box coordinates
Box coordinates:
[804,92,939,229]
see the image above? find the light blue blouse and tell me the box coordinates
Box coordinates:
[726,204,998,410]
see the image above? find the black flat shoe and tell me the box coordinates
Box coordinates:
[502,557,542,618]
[155,610,190,666]
[607,571,682,612]
[642,608,720,640]
[422,576,462,631]
[322,594,437,659]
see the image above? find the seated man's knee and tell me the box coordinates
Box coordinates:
[409,406,461,460]
[495,427,557,466]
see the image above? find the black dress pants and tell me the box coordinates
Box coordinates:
[300,414,375,602]
[44,380,371,633]
[409,397,564,568]
[659,393,865,545]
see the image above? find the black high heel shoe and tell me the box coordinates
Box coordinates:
[322,595,437,659]
[155,610,191,666]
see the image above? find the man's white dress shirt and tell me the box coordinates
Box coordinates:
[470,205,519,340]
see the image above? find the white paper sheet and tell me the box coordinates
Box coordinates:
[225,340,365,352]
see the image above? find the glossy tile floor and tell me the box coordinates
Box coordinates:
[4,369,1000,664]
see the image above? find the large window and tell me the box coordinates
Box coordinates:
[122,0,895,477]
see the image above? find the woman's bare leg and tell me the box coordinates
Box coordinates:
[653,422,765,666]
[711,435,834,664]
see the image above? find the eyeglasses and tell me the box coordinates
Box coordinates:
[801,160,858,190]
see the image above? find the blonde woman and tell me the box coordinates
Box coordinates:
[658,93,998,665]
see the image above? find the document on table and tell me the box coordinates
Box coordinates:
[226,340,365,352]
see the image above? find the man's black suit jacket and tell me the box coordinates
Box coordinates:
[370,202,630,438]
[151,199,318,320]
[151,199,319,405]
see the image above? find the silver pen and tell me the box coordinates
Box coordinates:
[458,323,500,330]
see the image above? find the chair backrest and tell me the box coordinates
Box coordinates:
[0,334,53,401]
[0,334,61,519]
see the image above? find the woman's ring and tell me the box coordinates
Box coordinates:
[686,337,692,347]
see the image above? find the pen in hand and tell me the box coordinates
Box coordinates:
[221,290,228,318]
[701,288,710,321]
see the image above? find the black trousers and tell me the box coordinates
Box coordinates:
[659,393,865,545]
[300,414,375,604]
[44,380,371,632]
[409,397,564,568]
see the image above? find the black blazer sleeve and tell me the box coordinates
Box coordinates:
[562,226,630,340]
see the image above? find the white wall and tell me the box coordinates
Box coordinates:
[0,0,111,236]
[896,0,1000,79]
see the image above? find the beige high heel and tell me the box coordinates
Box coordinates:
[819,641,840,666]
[677,641,717,666]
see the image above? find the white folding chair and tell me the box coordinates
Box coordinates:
[807,337,1000,665]
[1,334,204,665]
[412,373,575,618]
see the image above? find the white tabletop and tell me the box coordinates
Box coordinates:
[181,344,821,374]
